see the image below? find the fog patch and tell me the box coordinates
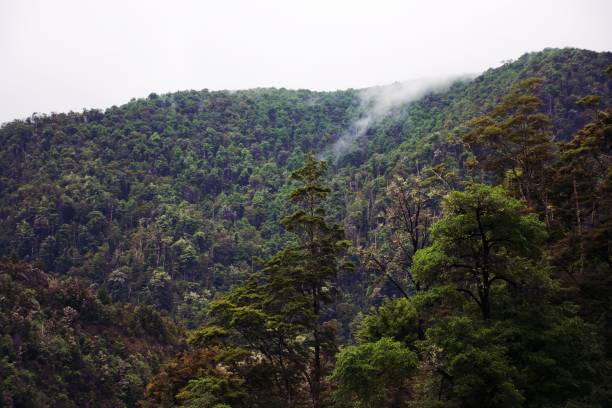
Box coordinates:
[322,75,473,161]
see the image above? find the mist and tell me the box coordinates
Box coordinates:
[324,75,473,160]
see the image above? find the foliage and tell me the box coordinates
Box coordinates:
[463,77,556,216]
[142,155,350,407]
[412,184,547,319]
[331,337,417,407]
[0,48,611,406]
[0,259,182,407]
[0,49,609,325]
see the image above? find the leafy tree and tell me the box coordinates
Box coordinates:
[331,337,417,408]
[184,154,351,407]
[278,153,352,407]
[464,78,556,219]
[412,184,546,320]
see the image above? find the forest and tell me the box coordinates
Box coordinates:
[0,47,611,407]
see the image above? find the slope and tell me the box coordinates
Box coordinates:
[0,47,610,325]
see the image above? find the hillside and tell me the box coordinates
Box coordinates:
[0,47,611,406]
[0,260,183,407]
[1,48,610,321]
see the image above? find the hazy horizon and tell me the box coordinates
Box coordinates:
[1,0,611,123]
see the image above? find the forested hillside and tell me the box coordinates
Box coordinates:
[1,47,611,407]
[0,260,183,407]
[1,48,609,318]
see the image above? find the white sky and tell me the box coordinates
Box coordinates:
[1,0,611,123]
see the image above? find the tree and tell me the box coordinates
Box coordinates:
[275,153,351,407]
[362,171,440,299]
[188,154,350,407]
[406,184,609,407]
[463,77,556,220]
[198,279,309,407]
[331,337,417,408]
[412,184,546,320]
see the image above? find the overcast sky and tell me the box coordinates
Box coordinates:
[1,0,611,123]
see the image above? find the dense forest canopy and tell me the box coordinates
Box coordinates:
[1,47,611,407]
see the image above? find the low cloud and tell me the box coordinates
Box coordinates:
[324,75,473,160]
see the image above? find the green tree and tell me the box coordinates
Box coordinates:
[412,184,546,320]
[408,185,609,407]
[331,337,417,408]
[464,77,556,219]
[277,153,351,407]
[189,154,350,407]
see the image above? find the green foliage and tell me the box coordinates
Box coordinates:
[144,156,350,407]
[345,149,610,407]
[0,48,611,406]
[0,49,609,326]
[0,260,182,407]
[357,286,461,345]
[175,375,239,408]
[331,337,418,407]
[464,77,555,210]
[412,184,547,319]
[0,87,360,325]
[423,316,525,407]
